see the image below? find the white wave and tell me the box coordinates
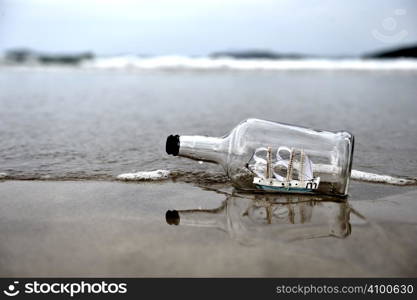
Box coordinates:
[0,172,7,179]
[117,169,170,181]
[82,56,417,71]
[350,170,417,185]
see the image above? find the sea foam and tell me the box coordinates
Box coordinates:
[350,170,417,185]
[116,170,170,181]
[82,56,417,71]
[115,168,416,186]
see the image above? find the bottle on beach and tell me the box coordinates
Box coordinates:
[166,118,354,196]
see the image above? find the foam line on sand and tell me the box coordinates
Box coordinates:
[117,170,170,181]
[350,170,417,185]
[115,169,416,186]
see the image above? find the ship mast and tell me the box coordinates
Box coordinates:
[286,148,295,183]
[265,146,272,179]
[299,149,305,185]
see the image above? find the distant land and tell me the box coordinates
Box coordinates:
[210,50,304,59]
[1,44,416,65]
[3,48,94,65]
[212,44,417,59]
[363,44,417,58]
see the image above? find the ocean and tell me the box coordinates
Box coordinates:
[1,57,417,184]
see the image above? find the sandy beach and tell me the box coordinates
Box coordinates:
[0,179,416,277]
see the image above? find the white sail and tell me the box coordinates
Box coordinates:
[272,146,291,181]
[303,154,314,180]
[252,147,268,178]
[249,146,315,182]
[272,160,288,181]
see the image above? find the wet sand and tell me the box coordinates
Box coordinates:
[0,180,416,277]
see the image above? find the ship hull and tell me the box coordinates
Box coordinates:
[252,176,320,194]
[255,184,315,193]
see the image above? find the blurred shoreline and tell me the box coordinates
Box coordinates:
[2,56,417,71]
[2,44,417,71]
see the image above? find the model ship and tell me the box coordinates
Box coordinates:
[251,146,320,193]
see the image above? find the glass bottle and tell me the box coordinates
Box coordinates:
[166,118,354,196]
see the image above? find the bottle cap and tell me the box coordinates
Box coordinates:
[166,135,180,156]
[166,210,180,225]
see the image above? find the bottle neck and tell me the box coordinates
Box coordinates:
[178,135,227,164]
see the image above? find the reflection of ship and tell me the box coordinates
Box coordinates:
[252,147,320,193]
[166,194,351,245]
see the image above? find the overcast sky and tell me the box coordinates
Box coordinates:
[0,0,416,56]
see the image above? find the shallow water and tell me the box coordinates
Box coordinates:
[0,66,417,183]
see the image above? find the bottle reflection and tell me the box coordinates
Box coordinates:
[166,194,351,244]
